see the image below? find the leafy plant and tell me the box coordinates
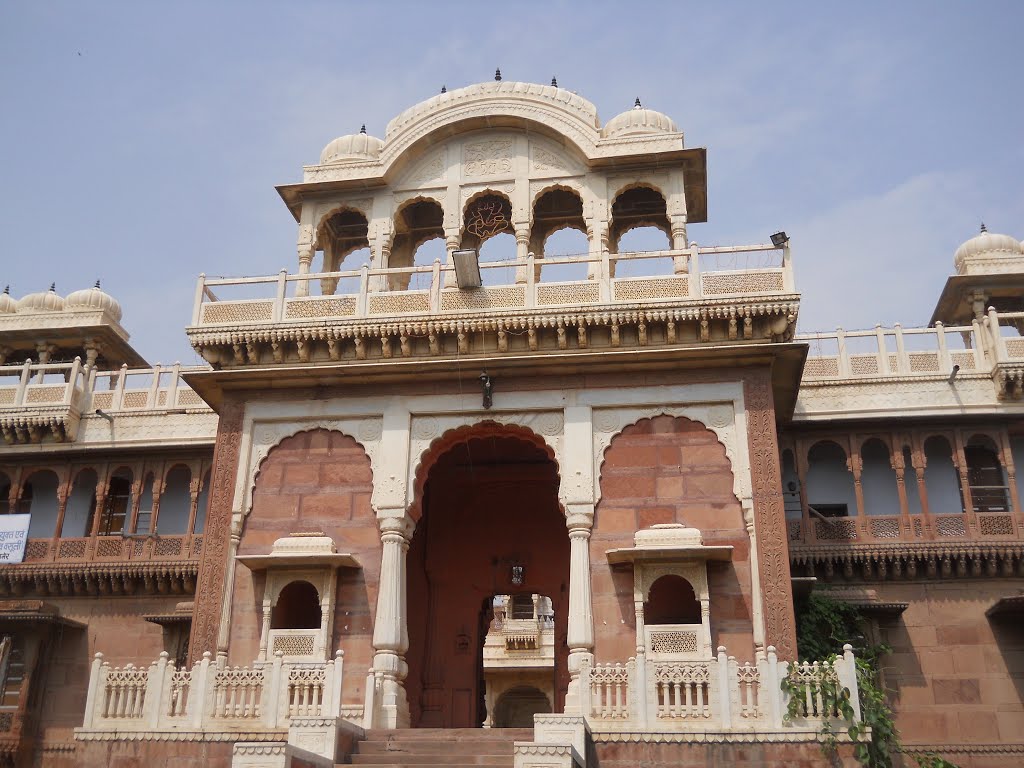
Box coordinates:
[789,594,959,768]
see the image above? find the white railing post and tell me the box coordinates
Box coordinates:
[274,269,288,322]
[327,649,344,717]
[935,322,951,372]
[838,644,861,721]
[188,651,212,728]
[144,651,169,728]
[362,670,378,729]
[65,356,82,406]
[526,253,537,308]
[82,652,105,728]
[168,362,181,408]
[893,323,908,374]
[15,359,31,406]
[113,364,128,410]
[716,646,732,729]
[782,241,795,292]
[430,259,442,312]
[875,325,890,375]
[191,274,206,325]
[146,364,162,409]
[989,307,1008,362]
[631,656,646,728]
[357,265,370,317]
[688,245,701,298]
[764,646,784,728]
[577,657,592,719]
[836,328,851,377]
[264,651,284,728]
[971,318,989,368]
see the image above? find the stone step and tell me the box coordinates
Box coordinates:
[361,728,532,742]
[351,756,513,766]
[355,743,516,757]
[341,764,514,768]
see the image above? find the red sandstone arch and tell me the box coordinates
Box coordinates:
[410,420,561,523]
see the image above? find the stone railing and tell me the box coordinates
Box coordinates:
[787,510,1024,547]
[188,244,793,329]
[580,645,859,732]
[80,649,344,734]
[799,309,1024,393]
[19,533,203,565]
[0,360,211,445]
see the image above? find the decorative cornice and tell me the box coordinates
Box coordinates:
[591,729,854,743]
[75,728,286,742]
[790,540,1023,581]
[0,561,199,598]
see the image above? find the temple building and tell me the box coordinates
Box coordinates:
[1,79,1022,768]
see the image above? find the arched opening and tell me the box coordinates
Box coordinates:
[390,199,445,291]
[98,467,133,535]
[478,232,518,286]
[965,435,1010,512]
[923,436,963,514]
[531,188,587,282]
[780,449,802,519]
[805,441,857,518]
[860,439,900,516]
[406,426,569,728]
[194,469,211,533]
[271,580,322,630]
[493,685,550,729]
[316,208,370,296]
[609,185,671,277]
[159,465,192,534]
[22,471,60,537]
[134,472,156,534]
[462,193,515,286]
[63,469,95,537]
[644,575,700,625]
[903,447,923,515]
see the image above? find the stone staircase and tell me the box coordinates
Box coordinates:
[343,728,533,768]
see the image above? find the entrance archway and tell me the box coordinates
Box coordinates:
[406,425,570,728]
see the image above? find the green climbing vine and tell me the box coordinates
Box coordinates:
[787,594,959,768]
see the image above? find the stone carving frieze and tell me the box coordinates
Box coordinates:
[463,139,514,178]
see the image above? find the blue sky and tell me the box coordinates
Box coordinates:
[2,1,1022,365]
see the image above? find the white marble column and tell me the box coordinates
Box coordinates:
[564,508,595,715]
[370,512,411,728]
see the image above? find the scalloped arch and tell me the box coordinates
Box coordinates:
[609,180,670,208]
[314,204,370,250]
[597,411,741,505]
[247,425,376,516]
[461,187,514,221]
[409,420,561,523]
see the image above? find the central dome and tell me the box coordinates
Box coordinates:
[953,226,1023,274]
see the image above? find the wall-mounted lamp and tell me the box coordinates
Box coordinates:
[948,364,960,384]
[770,231,790,248]
[479,371,493,409]
[95,409,114,422]
[452,248,482,289]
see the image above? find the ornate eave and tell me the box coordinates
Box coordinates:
[929,272,1024,326]
[0,561,199,597]
[0,308,146,368]
[790,540,1024,582]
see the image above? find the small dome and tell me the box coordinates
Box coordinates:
[319,128,384,164]
[0,287,17,314]
[953,225,1023,274]
[17,284,64,313]
[65,281,123,322]
[602,99,678,139]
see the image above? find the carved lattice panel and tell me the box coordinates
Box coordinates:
[369,292,430,315]
[613,276,689,302]
[649,630,698,655]
[934,515,967,537]
[284,297,357,319]
[200,301,274,324]
[979,514,1014,536]
[849,355,879,375]
[701,270,784,296]
[869,517,901,539]
[814,518,858,541]
[803,358,839,378]
[273,634,316,657]
[536,283,600,306]
[440,286,525,311]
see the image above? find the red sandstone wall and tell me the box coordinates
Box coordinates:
[230,429,381,707]
[32,595,183,757]
[67,739,233,768]
[862,579,1024,767]
[593,415,754,663]
[592,740,857,767]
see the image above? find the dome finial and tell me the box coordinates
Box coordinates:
[440,84,446,94]
[494,67,502,81]
[551,76,558,87]
[94,279,101,289]
[359,124,366,135]
[3,286,8,295]
[49,282,56,292]
[634,97,642,109]
[980,222,988,233]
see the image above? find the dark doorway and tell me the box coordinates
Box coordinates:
[406,430,570,728]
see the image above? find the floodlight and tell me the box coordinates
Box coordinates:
[452,249,482,289]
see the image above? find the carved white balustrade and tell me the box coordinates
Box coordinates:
[79,649,345,735]
[578,645,860,733]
